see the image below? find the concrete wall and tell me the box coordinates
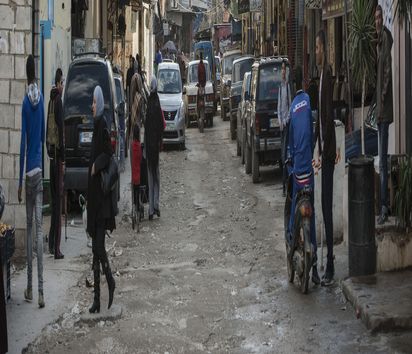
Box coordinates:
[0,0,33,250]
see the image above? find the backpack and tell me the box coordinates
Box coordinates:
[46,98,59,148]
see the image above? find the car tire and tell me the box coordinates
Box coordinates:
[245,138,252,174]
[252,141,259,183]
[241,128,246,165]
[230,118,236,141]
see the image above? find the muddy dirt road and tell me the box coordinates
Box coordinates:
[26,117,410,353]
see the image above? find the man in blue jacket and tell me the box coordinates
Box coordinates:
[18,55,45,308]
[287,66,319,285]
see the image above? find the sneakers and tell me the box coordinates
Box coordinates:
[24,288,33,301]
[377,206,389,225]
[38,293,45,308]
[312,266,320,285]
[321,261,335,286]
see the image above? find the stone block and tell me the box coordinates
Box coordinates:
[0,6,15,31]
[2,154,14,178]
[10,80,25,105]
[25,33,31,55]
[14,228,26,251]
[0,55,14,79]
[0,129,9,153]
[10,31,25,55]
[0,80,9,103]
[0,30,9,54]
[14,155,20,181]
[15,56,26,80]
[8,179,20,204]
[15,203,26,229]
[9,130,20,154]
[0,103,14,128]
[14,103,21,130]
[0,178,9,203]
[16,7,31,31]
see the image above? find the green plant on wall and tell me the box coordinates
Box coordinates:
[394,157,412,229]
[349,0,376,154]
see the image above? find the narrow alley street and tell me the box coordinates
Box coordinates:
[20,116,411,354]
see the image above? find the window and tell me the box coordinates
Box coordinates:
[157,69,182,94]
[188,63,211,84]
[232,58,254,83]
[257,64,289,101]
[222,54,239,75]
[64,62,112,117]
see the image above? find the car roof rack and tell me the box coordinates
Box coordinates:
[72,52,107,60]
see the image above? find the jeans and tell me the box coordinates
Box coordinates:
[288,173,317,256]
[281,124,289,192]
[147,164,160,216]
[25,171,44,293]
[378,122,389,212]
[321,159,335,265]
[48,157,63,255]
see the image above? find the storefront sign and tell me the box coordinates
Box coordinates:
[238,0,249,14]
[322,0,352,19]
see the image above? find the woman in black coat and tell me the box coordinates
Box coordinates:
[87,86,116,313]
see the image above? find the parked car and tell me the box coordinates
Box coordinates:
[220,49,241,120]
[114,74,127,160]
[345,100,378,162]
[157,62,185,149]
[245,57,290,183]
[63,53,120,195]
[237,71,252,162]
[229,56,254,140]
[183,60,215,128]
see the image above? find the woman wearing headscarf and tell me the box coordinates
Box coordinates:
[144,76,164,220]
[87,86,116,313]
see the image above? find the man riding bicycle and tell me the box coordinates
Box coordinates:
[287,66,320,285]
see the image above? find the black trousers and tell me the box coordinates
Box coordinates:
[48,157,63,254]
[321,159,335,264]
[0,253,8,354]
[91,222,110,274]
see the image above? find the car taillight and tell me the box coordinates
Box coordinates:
[255,113,261,135]
[111,130,117,152]
[206,94,214,102]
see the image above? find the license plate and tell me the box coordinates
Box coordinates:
[80,131,93,143]
[270,119,277,128]
[165,123,174,131]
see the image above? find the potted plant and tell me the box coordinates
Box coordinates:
[348,0,376,155]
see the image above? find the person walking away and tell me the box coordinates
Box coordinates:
[278,60,292,197]
[198,53,206,89]
[18,55,46,308]
[287,66,320,285]
[314,30,341,286]
[154,42,163,76]
[126,56,135,121]
[144,77,164,220]
[87,86,116,313]
[47,68,65,259]
[375,5,393,225]
[131,124,143,217]
[0,184,8,354]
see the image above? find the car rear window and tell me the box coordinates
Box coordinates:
[222,54,239,75]
[257,64,289,101]
[188,63,211,83]
[64,62,112,117]
[232,58,254,83]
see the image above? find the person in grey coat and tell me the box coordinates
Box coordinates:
[375,5,393,225]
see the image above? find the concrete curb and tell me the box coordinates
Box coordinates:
[341,271,412,333]
[79,304,123,324]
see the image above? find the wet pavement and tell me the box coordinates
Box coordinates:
[11,114,412,353]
